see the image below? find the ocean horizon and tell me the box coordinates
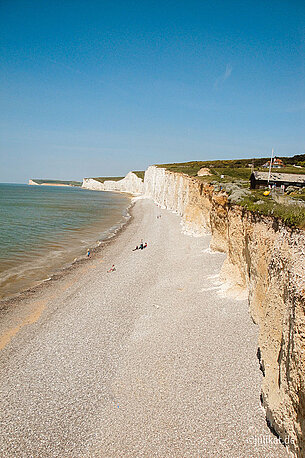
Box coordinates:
[0,183,131,300]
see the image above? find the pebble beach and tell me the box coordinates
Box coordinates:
[0,198,287,457]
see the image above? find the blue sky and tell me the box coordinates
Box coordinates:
[0,0,304,182]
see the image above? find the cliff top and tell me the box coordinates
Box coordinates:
[156,155,305,229]
[91,176,124,183]
[156,154,305,178]
[89,171,144,183]
[132,171,145,180]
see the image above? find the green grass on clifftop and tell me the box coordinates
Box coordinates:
[157,155,305,179]
[239,191,305,229]
[93,172,145,182]
[156,159,262,176]
[132,171,145,180]
[93,177,124,183]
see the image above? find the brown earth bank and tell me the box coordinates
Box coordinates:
[144,165,305,457]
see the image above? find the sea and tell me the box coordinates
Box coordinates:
[0,183,131,300]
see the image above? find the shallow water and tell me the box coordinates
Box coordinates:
[0,184,131,299]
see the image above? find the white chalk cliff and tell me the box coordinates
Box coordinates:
[82,172,144,195]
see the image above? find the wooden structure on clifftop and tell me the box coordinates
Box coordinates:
[250,171,305,189]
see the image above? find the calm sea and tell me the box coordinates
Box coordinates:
[0,184,131,300]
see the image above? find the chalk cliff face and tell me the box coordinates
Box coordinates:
[82,178,105,191]
[144,166,213,236]
[82,172,144,195]
[28,179,39,185]
[144,165,305,457]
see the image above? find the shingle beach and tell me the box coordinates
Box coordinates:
[0,198,287,457]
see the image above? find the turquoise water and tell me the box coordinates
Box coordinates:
[0,184,131,299]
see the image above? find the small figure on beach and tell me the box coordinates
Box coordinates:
[133,240,147,251]
[107,264,116,273]
[87,249,91,258]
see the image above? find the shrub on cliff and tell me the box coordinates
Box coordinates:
[240,192,305,229]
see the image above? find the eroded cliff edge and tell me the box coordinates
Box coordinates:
[144,165,305,457]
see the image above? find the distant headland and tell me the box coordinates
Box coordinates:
[28,179,82,187]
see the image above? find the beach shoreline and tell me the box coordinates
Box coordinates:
[0,197,136,310]
[0,186,135,305]
[0,198,287,456]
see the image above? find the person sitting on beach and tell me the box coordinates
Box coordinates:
[87,249,91,258]
[107,264,116,273]
[139,242,144,250]
[144,242,147,249]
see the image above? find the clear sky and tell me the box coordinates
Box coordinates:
[0,0,304,183]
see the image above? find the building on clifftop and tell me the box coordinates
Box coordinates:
[250,171,305,189]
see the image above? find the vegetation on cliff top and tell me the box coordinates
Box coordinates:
[93,176,124,183]
[236,190,305,229]
[157,155,305,229]
[132,171,145,179]
[156,154,305,177]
